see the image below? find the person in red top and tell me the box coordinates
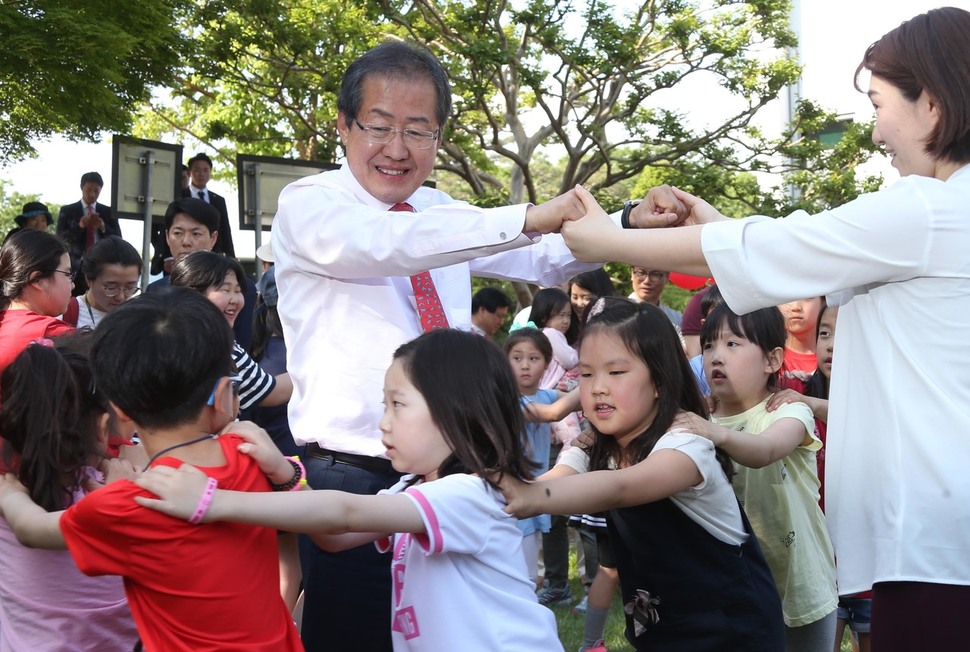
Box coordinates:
[0,230,74,373]
[0,289,303,652]
[778,297,824,378]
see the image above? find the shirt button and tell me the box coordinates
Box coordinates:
[499,231,507,240]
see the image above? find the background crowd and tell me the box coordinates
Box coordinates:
[0,6,968,652]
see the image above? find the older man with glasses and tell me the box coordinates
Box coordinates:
[272,39,614,652]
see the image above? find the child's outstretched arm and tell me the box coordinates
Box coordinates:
[500,448,701,518]
[0,474,67,550]
[673,410,813,468]
[524,388,580,423]
[135,464,425,543]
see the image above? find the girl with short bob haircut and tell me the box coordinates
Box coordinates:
[529,286,579,345]
[134,329,560,652]
[684,302,838,649]
[170,249,247,297]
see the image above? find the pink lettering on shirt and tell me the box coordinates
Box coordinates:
[393,606,421,640]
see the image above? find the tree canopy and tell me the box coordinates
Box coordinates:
[133,1,819,204]
[128,0,880,309]
[0,0,189,160]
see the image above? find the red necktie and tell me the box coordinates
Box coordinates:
[84,204,96,251]
[389,202,450,332]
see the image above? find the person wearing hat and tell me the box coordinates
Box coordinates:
[256,238,274,274]
[3,202,53,244]
[56,172,121,296]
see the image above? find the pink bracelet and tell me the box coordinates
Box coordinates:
[189,477,218,525]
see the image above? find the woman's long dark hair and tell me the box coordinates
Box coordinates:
[583,299,734,481]
[0,333,106,511]
[393,329,536,487]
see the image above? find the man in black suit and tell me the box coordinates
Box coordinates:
[56,171,121,295]
[184,152,235,257]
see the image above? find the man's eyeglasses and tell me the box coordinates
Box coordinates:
[353,120,440,149]
[632,269,667,281]
[99,282,140,298]
[53,269,76,282]
[207,374,243,406]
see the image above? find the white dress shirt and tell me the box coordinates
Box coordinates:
[274,165,602,457]
[189,185,208,202]
[701,164,970,594]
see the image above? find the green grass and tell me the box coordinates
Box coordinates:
[551,551,860,652]
[551,553,632,651]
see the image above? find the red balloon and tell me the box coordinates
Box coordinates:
[669,272,711,290]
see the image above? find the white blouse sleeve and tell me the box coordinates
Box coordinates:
[699,174,962,314]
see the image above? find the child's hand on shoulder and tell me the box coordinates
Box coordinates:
[134,464,211,521]
[222,420,294,487]
[672,410,724,445]
[766,389,806,412]
[85,458,141,492]
[496,474,540,519]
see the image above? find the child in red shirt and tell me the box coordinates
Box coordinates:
[0,288,303,652]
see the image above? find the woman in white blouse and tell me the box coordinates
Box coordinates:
[554,7,970,651]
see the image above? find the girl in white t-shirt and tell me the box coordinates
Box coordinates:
[501,298,785,651]
[674,303,838,652]
[134,328,561,652]
[0,335,139,651]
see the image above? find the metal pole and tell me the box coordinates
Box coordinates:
[251,163,263,281]
[140,150,156,290]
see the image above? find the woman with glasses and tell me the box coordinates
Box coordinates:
[0,229,75,374]
[62,236,142,329]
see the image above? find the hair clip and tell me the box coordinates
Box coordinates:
[508,320,539,332]
[587,297,608,320]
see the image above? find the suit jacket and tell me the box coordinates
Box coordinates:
[56,201,121,271]
[182,187,235,258]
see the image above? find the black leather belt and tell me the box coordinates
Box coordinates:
[306,442,394,475]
